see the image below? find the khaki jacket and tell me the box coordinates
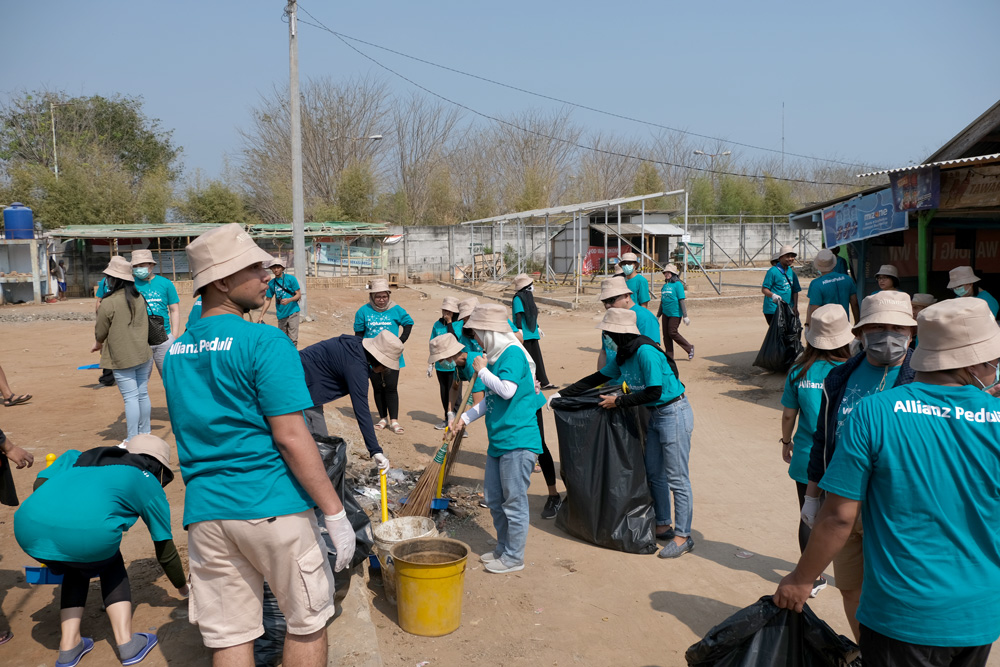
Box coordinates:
[95,289,152,370]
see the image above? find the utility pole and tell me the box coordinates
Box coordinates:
[50,102,59,180]
[286,0,308,316]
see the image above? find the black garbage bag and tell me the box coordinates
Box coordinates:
[685,596,860,667]
[254,435,374,667]
[550,387,657,554]
[753,301,803,373]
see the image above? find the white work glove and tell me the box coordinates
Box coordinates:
[770,293,783,304]
[427,364,434,378]
[324,510,356,572]
[539,328,545,338]
[682,316,691,326]
[800,495,822,528]
[373,453,390,471]
[546,392,561,410]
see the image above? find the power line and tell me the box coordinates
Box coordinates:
[297,5,873,170]
[295,7,861,188]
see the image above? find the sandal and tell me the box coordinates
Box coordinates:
[374,418,387,431]
[3,394,31,407]
[390,421,404,434]
[0,630,11,646]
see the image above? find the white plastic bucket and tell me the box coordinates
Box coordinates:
[373,516,437,605]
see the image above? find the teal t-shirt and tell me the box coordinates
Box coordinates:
[187,297,202,327]
[511,294,540,340]
[977,290,999,318]
[135,275,180,336]
[600,344,684,407]
[483,347,544,457]
[431,319,462,372]
[762,265,801,315]
[807,272,856,318]
[835,359,902,441]
[14,450,172,562]
[601,305,661,365]
[96,277,111,298]
[354,303,414,368]
[821,383,1000,647]
[625,273,650,305]
[456,349,486,394]
[781,360,842,484]
[163,314,315,526]
[660,281,686,318]
[266,274,301,321]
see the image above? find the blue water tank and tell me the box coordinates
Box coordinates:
[3,203,34,240]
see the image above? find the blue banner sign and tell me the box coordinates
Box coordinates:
[822,188,908,248]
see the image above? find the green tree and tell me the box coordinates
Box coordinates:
[630,162,666,208]
[761,175,798,216]
[717,175,763,216]
[687,176,716,215]
[175,175,249,224]
[337,160,377,221]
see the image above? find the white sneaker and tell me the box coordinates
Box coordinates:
[810,576,828,598]
[484,559,524,574]
[479,551,499,564]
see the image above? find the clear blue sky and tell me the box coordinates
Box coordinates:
[3,0,998,181]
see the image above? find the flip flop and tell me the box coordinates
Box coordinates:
[3,394,31,407]
[0,630,11,646]
[121,633,158,665]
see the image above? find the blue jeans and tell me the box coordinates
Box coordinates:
[113,360,153,439]
[643,397,694,537]
[484,448,535,566]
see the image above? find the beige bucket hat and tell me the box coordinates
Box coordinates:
[596,307,640,335]
[875,264,899,279]
[662,263,680,276]
[130,249,157,266]
[947,265,981,289]
[852,292,918,332]
[613,263,624,275]
[911,293,938,307]
[458,296,480,320]
[911,299,1000,372]
[466,303,511,332]
[771,245,797,262]
[126,433,172,468]
[511,273,533,292]
[441,296,460,313]
[806,304,854,350]
[599,276,632,301]
[368,278,391,294]
[428,333,465,364]
[813,249,837,273]
[619,252,639,264]
[267,257,286,268]
[362,330,403,370]
[187,223,274,296]
[103,256,135,282]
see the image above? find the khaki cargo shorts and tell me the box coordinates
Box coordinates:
[278,312,300,346]
[187,509,335,648]
[832,513,864,591]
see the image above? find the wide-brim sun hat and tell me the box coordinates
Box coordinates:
[619,252,639,264]
[267,257,286,268]
[947,265,981,289]
[441,296,460,313]
[596,307,640,335]
[813,249,836,273]
[599,276,632,301]
[613,264,624,275]
[368,278,391,294]
[911,299,1000,372]
[362,330,403,370]
[911,293,938,307]
[771,245,797,262]
[852,292,918,332]
[875,264,899,279]
[187,223,274,296]
[511,273,533,292]
[103,256,135,282]
[458,296,480,320]
[130,249,157,266]
[806,304,855,350]
[662,263,680,276]
[428,333,466,364]
[126,434,172,468]
[466,303,511,332]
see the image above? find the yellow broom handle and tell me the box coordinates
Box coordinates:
[379,469,388,523]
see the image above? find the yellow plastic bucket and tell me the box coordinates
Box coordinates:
[389,537,469,637]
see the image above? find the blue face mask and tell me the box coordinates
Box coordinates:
[132,267,151,281]
[973,361,1000,392]
[604,333,618,353]
[621,264,634,276]
[954,286,970,297]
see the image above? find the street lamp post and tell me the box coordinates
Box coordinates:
[692,149,731,188]
[49,101,74,180]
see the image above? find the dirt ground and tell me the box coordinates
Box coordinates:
[1,274,997,667]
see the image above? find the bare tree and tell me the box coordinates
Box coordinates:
[567,132,645,201]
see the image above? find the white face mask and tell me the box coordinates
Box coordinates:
[972,361,1000,392]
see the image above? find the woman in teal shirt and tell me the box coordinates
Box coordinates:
[511,274,554,388]
[428,296,463,430]
[555,308,695,560]
[948,265,999,318]
[657,264,694,360]
[454,304,545,573]
[761,245,801,324]
[779,304,852,573]
[354,279,414,434]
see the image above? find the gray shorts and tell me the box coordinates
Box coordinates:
[278,313,300,346]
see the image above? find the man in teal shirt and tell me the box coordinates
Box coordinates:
[775,298,1000,665]
[761,245,801,325]
[807,249,859,327]
[259,258,302,347]
[163,224,353,665]
[130,249,181,377]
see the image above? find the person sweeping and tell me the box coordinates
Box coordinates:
[428,296,463,430]
[452,304,545,573]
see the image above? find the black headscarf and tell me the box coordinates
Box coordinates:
[75,445,174,487]
[515,287,539,332]
[608,332,681,381]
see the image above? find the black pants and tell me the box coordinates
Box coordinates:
[522,338,550,387]
[860,625,991,667]
[661,315,693,359]
[43,550,131,610]
[436,370,459,418]
[794,481,811,554]
[535,409,556,488]
[369,368,400,421]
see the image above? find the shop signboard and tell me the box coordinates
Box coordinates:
[890,166,940,211]
[822,188,907,249]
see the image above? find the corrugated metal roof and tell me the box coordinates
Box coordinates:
[47,221,389,239]
[460,190,685,226]
[856,153,1000,178]
[591,222,685,237]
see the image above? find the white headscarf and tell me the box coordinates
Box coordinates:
[479,330,537,381]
